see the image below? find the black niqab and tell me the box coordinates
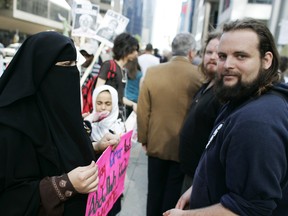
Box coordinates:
[0,31,95,214]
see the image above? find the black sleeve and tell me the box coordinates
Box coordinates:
[98,61,111,81]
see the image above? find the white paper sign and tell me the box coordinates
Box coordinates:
[95,10,130,47]
[72,2,99,39]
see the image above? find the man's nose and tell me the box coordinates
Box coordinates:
[224,56,235,69]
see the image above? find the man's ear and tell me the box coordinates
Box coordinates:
[189,50,196,61]
[262,51,273,70]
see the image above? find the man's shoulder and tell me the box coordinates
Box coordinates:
[232,93,288,121]
[149,54,160,61]
[139,54,159,62]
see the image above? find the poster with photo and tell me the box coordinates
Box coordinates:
[95,9,129,47]
[72,2,99,39]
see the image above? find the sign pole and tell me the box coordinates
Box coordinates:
[80,42,105,86]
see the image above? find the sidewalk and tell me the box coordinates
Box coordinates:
[119,141,148,216]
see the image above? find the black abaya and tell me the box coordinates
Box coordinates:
[0,31,95,215]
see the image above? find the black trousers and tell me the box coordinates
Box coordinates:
[146,156,184,216]
[125,105,133,119]
[107,195,122,216]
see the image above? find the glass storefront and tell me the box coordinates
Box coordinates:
[16,0,69,22]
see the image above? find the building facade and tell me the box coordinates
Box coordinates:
[180,0,273,50]
[0,0,121,46]
[122,0,143,38]
[0,0,71,45]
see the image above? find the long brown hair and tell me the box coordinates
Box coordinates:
[124,58,141,80]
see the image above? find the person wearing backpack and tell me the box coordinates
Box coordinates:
[80,41,102,114]
[95,33,139,122]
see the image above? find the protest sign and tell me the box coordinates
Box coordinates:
[85,130,133,216]
[72,2,99,39]
[95,9,129,47]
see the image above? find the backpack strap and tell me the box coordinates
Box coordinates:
[107,60,117,79]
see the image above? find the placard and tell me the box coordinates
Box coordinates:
[72,2,99,39]
[94,10,129,47]
[85,130,133,216]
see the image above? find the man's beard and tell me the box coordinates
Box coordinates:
[214,69,264,104]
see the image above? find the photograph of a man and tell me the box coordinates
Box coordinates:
[94,9,129,47]
[96,19,118,42]
[73,14,96,36]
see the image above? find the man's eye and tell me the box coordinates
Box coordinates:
[206,51,213,55]
[218,55,226,61]
[237,55,246,60]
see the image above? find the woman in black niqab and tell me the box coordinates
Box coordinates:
[0,31,97,215]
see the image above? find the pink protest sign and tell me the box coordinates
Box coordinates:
[85,130,133,216]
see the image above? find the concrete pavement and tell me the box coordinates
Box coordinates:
[119,141,148,216]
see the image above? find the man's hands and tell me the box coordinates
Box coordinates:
[162,186,192,216]
[163,209,185,216]
[176,186,192,209]
[68,161,99,194]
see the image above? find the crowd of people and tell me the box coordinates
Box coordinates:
[0,17,288,216]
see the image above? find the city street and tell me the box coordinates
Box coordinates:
[120,141,148,216]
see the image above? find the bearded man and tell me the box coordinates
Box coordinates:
[164,18,288,216]
[179,30,223,193]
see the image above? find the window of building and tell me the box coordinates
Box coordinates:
[49,2,69,22]
[248,0,272,4]
[100,0,111,4]
[100,9,107,14]
[17,0,48,18]
[16,0,69,23]
[0,0,10,9]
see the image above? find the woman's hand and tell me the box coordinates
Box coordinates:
[93,111,110,122]
[93,132,120,152]
[67,161,99,194]
[84,111,110,123]
[132,103,137,113]
[82,112,90,118]
[141,143,147,153]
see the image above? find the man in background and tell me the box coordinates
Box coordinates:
[179,31,222,194]
[138,43,160,77]
[137,32,203,216]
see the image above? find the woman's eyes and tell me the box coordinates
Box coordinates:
[55,61,76,66]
